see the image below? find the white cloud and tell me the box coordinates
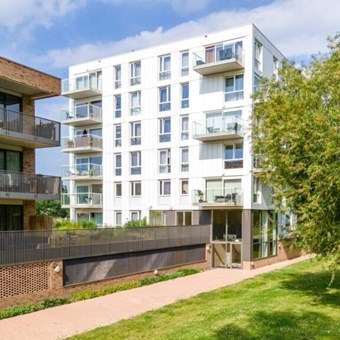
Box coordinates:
[38,0,340,68]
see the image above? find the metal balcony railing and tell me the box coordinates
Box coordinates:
[61,163,103,178]
[192,188,243,206]
[61,104,102,125]
[61,74,102,99]
[0,171,61,200]
[0,108,60,147]
[61,193,103,207]
[62,134,103,153]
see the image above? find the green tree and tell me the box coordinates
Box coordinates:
[36,200,69,219]
[252,34,340,280]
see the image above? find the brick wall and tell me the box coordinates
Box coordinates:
[23,200,36,231]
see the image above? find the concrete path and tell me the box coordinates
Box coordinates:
[0,255,311,340]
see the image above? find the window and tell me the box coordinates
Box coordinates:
[181,83,189,108]
[130,121,141,145]
[114,95,121,118]
[181,51,189,76]
[130,181,141,196]
[115,211,122,226]
[254,74,262,93]
[0,91,22,112]
[225,75,244,101]
[114,153,122,176]
[115,182,122,197]
[255,40,263,71]
[130,61,141,85]
[159,86,171,111]
[177,211,191,225]
[114,124,122,147]
[131,211,141,221]
[159,54,171,80]
[114,66,121,89]
[159,180,171,196]
[0,205,23,231]
[180,115,189,140]
[130,151,141,175]
[224,143,243,169]
[130,91,141,116]
[0,149,22,172]
[181,147,189,172]
[159,117,171,142]
[252,211,277,259]
[75,156,102,176]
[75,127,102,137]
[180,179,188,195]
[253,177,261,203]
[273,56,279,79]
[159,149,171,173]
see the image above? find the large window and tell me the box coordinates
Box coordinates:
[130,181,141,196]
[181,51,189,76]
[159,180,171,196]
[177,211,192,225]
[225,75,244,101]
[180,115,189,140]
[224,143,243,169]
[181,147,189,172]
[0,205,23,231]
[75,156,102,175]
[181,83,189,108]
[159,149,171,173]
[252,211,277,260]
[159,54,171,80]
[159,86,171,111]
[0,91,22,112]
[114,124,122,147]
[130,61,141,86]
[130,91,141,116]
[255,40,263,71]
[114,95,121,118]
[0,150,22,172]
[131,211,141,221]
[159,117,171,142]
[114,66,121,89]
[130,151,141,175]
[114,153,122,176]
[130,121,141,146]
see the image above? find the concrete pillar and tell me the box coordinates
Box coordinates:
[242,209,252,268]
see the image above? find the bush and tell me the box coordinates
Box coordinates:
[124,217,148,228]
[54,219,98,230]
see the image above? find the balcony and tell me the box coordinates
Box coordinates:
[0,171,60,200]
[61,74,102,99]
[61,193,103,208]
[0,108,60,148]
[192,188,243,207]
[62,135,103,154]
[61,163,103,181]
[61,104,102,127]
[192,116,243,142]
[193,43,244,76]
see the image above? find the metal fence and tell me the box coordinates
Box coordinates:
[0,225,210,266]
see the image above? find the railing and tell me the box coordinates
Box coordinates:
[62,135,103,151]
[61,193,103,207]
[0,225,210,266]
[61,74,102,94]
[0,171,60,199]
[193,42,244,67]
[192,116,243,138]
[61,163,102,178]
[61,104,102,122]
[0,108,60,146]
[192,188,243,205]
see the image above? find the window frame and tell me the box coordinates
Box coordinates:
[180,179,189,196]
[114,153,122,176]
[114,65,121,89]
[130,121,141,146]
[159,86,171,111]
[181,50,189,76]
[130,181,142,197]
[159,54,171,80]
[115,182,122,197]
[159,179,171,196]
[159,117,171,143]
[180,147,189,172]
[180,115,189,140]
[181,83,189,109]
[114,124,122,147]
[130,61,141,86]
[130,151,141,175]
[159,148,171,173]
[130,91,141,116]
[225,74,244,102]
[114,94,121,118]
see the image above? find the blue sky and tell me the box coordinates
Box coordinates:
[0,0,339,176]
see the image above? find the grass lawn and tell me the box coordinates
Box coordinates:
[70,259,340,340]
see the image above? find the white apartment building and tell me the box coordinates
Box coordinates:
[61,23,285,269]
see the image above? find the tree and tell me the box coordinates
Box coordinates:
[252,34,340,280]
[36,200,69,219]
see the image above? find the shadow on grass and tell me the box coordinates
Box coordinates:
[280,270,340,308]
[215,310,339,339]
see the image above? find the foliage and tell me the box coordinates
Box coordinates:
[70,259,340,340]
[124,217,148,228]
[139,269,199,286]
[0,303,43,319]
[36,200,69,218]
[53,219,98,230]
[252,34,340,278]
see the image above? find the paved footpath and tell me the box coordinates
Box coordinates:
[0,255,311,340]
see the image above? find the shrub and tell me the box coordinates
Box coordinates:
[54,219,98,230]
[124,217,148,228]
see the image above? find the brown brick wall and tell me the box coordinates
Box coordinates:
[23,200,36,231]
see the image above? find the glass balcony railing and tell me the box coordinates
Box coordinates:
[0,108,60,148]
[61,104,102,126]
[61,163,103,178]
[192,188,243,206]
[192,116,243,141]
[61,74,102,99]
[62,134,103,153]
[193,42,244,75]
[61,193,103,208]
[0,171,60,200]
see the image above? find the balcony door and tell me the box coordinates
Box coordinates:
[0,205,23,231]
[0,150,22,172]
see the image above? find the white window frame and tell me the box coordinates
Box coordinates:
[225,143,243,161]
[130,121,141,146]
[181,50,189,76]
[130,181,141,197]
[181,147,189,172]
[180,179,189,195]
[130,61,141,86]
[225,74,244,101]
[114,65,121,89]
[115,182,122,197]
[114,124,122,147]
[130,211,141,221]
[114,153,122,176]
[114,94,121,118]
[159,86,171,111]
[159,117,171,143]
[181,83,189,108]
[255,40,263,71]
[159,179,171,196]
[253,177,262,203]
[159,149,171,173]
[130,91,141,116]
[180,115,189,140]
[115,211,122,226]
[130,151,141,175]
[159,54,171,80]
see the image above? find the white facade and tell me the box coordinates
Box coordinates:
[61,23,285,266]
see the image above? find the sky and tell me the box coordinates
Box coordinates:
[0,0,339,176]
